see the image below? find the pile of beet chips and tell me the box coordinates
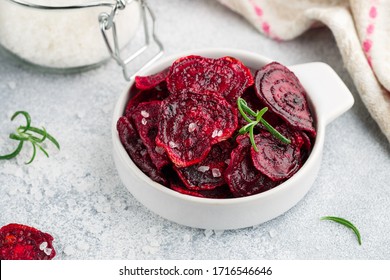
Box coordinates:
[118,55,316,198]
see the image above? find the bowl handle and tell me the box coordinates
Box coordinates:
[290,62,354,126]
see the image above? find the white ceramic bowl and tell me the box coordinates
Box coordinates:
[112,49,354,230]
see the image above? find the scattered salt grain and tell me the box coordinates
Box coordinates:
[7,81,16,90]
[212,168,221,178]
[142,245,158,255]
[188,123,197,132]
[204,229,214,238]
[77,241,90,251]
[141,118,148,125]
[155,146,165,155]
[39,242,48,250]
[169,141,178,148]
[197,166,210,173]
[44,247,53,256]
[63,246,75,256]
[211,130,218,138]
[217,130,223,137]
[141,110,149,118]
[183,234,192,243]
[269,229,277,238]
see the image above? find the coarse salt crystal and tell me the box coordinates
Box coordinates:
[212,168,221,178]
[39,242,48,250]
[141,118,148,125]
[155,146,165,155]
[197,166,210,173]
[141,110,149,118]
[44,247,52,256]
[188,123,197,133]
[217,130,223,137]
[211,130,218,138]
[169,141,178,148]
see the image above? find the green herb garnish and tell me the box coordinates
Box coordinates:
[321,216,362,245]
[0,111,60,164]
[237,97,290,152]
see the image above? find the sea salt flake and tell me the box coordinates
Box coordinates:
[39,242,48,250]
[63,246,75,256]
[169,141,178,148]
[212,168,221,178]
[197,166,209,173]
[141,118,148,125]
[211,130,218,138]
[204,229,214,238]
[155,146,165,155]
[141,110,149,118]
[217,130,223,137]
[44,248,52,256]
[269,229,277,238]
[7,81,16,90]
[183,234,191,243]
[188,122,197,133]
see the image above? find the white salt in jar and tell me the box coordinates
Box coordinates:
[0,0,163,79]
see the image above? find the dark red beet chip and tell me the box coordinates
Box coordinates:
[135,68,170,90]
[0,223,56,260]
[125,82,170,114]
[170,182,233,199]
[224,136,277,197]
[167,55,253,103]
[251,126,304,182]
[130,101,170,170]
[156,92,237,167]
[255,62,316,136]
[174,140,234,190]
[117,116,166,184]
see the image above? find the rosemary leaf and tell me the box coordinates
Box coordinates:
[321,216,362,245]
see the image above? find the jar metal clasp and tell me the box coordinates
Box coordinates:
[99,0,164,81]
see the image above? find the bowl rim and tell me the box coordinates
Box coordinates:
[112,48,324,205]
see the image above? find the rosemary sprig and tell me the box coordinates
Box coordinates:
[321,216,362,245]
[237,97,290,152]
[0,111,60,164]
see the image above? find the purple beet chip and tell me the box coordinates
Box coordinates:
[174,140,234,190]
[251,126,304,182]
[156,92,237,167]
[130,101,170,170]
[224,136,277,197]
[117,116,166,184]
[255,62,316,136]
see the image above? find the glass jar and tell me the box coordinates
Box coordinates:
[0,0,163,80]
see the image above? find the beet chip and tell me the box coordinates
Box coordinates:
[255,62,316,136]
[156,92,237,167]
[174,141,234,190]
[125,82,170,114]
[135,68,169,90]
[130,101,170,170]
[251,126,304,182]
[0,223,56,260]
[117,116,166,184]
[224,136,276,197]
[171,183,233,199]
[167,55,253,103]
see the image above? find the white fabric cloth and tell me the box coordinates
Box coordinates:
[218,0,390,143]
